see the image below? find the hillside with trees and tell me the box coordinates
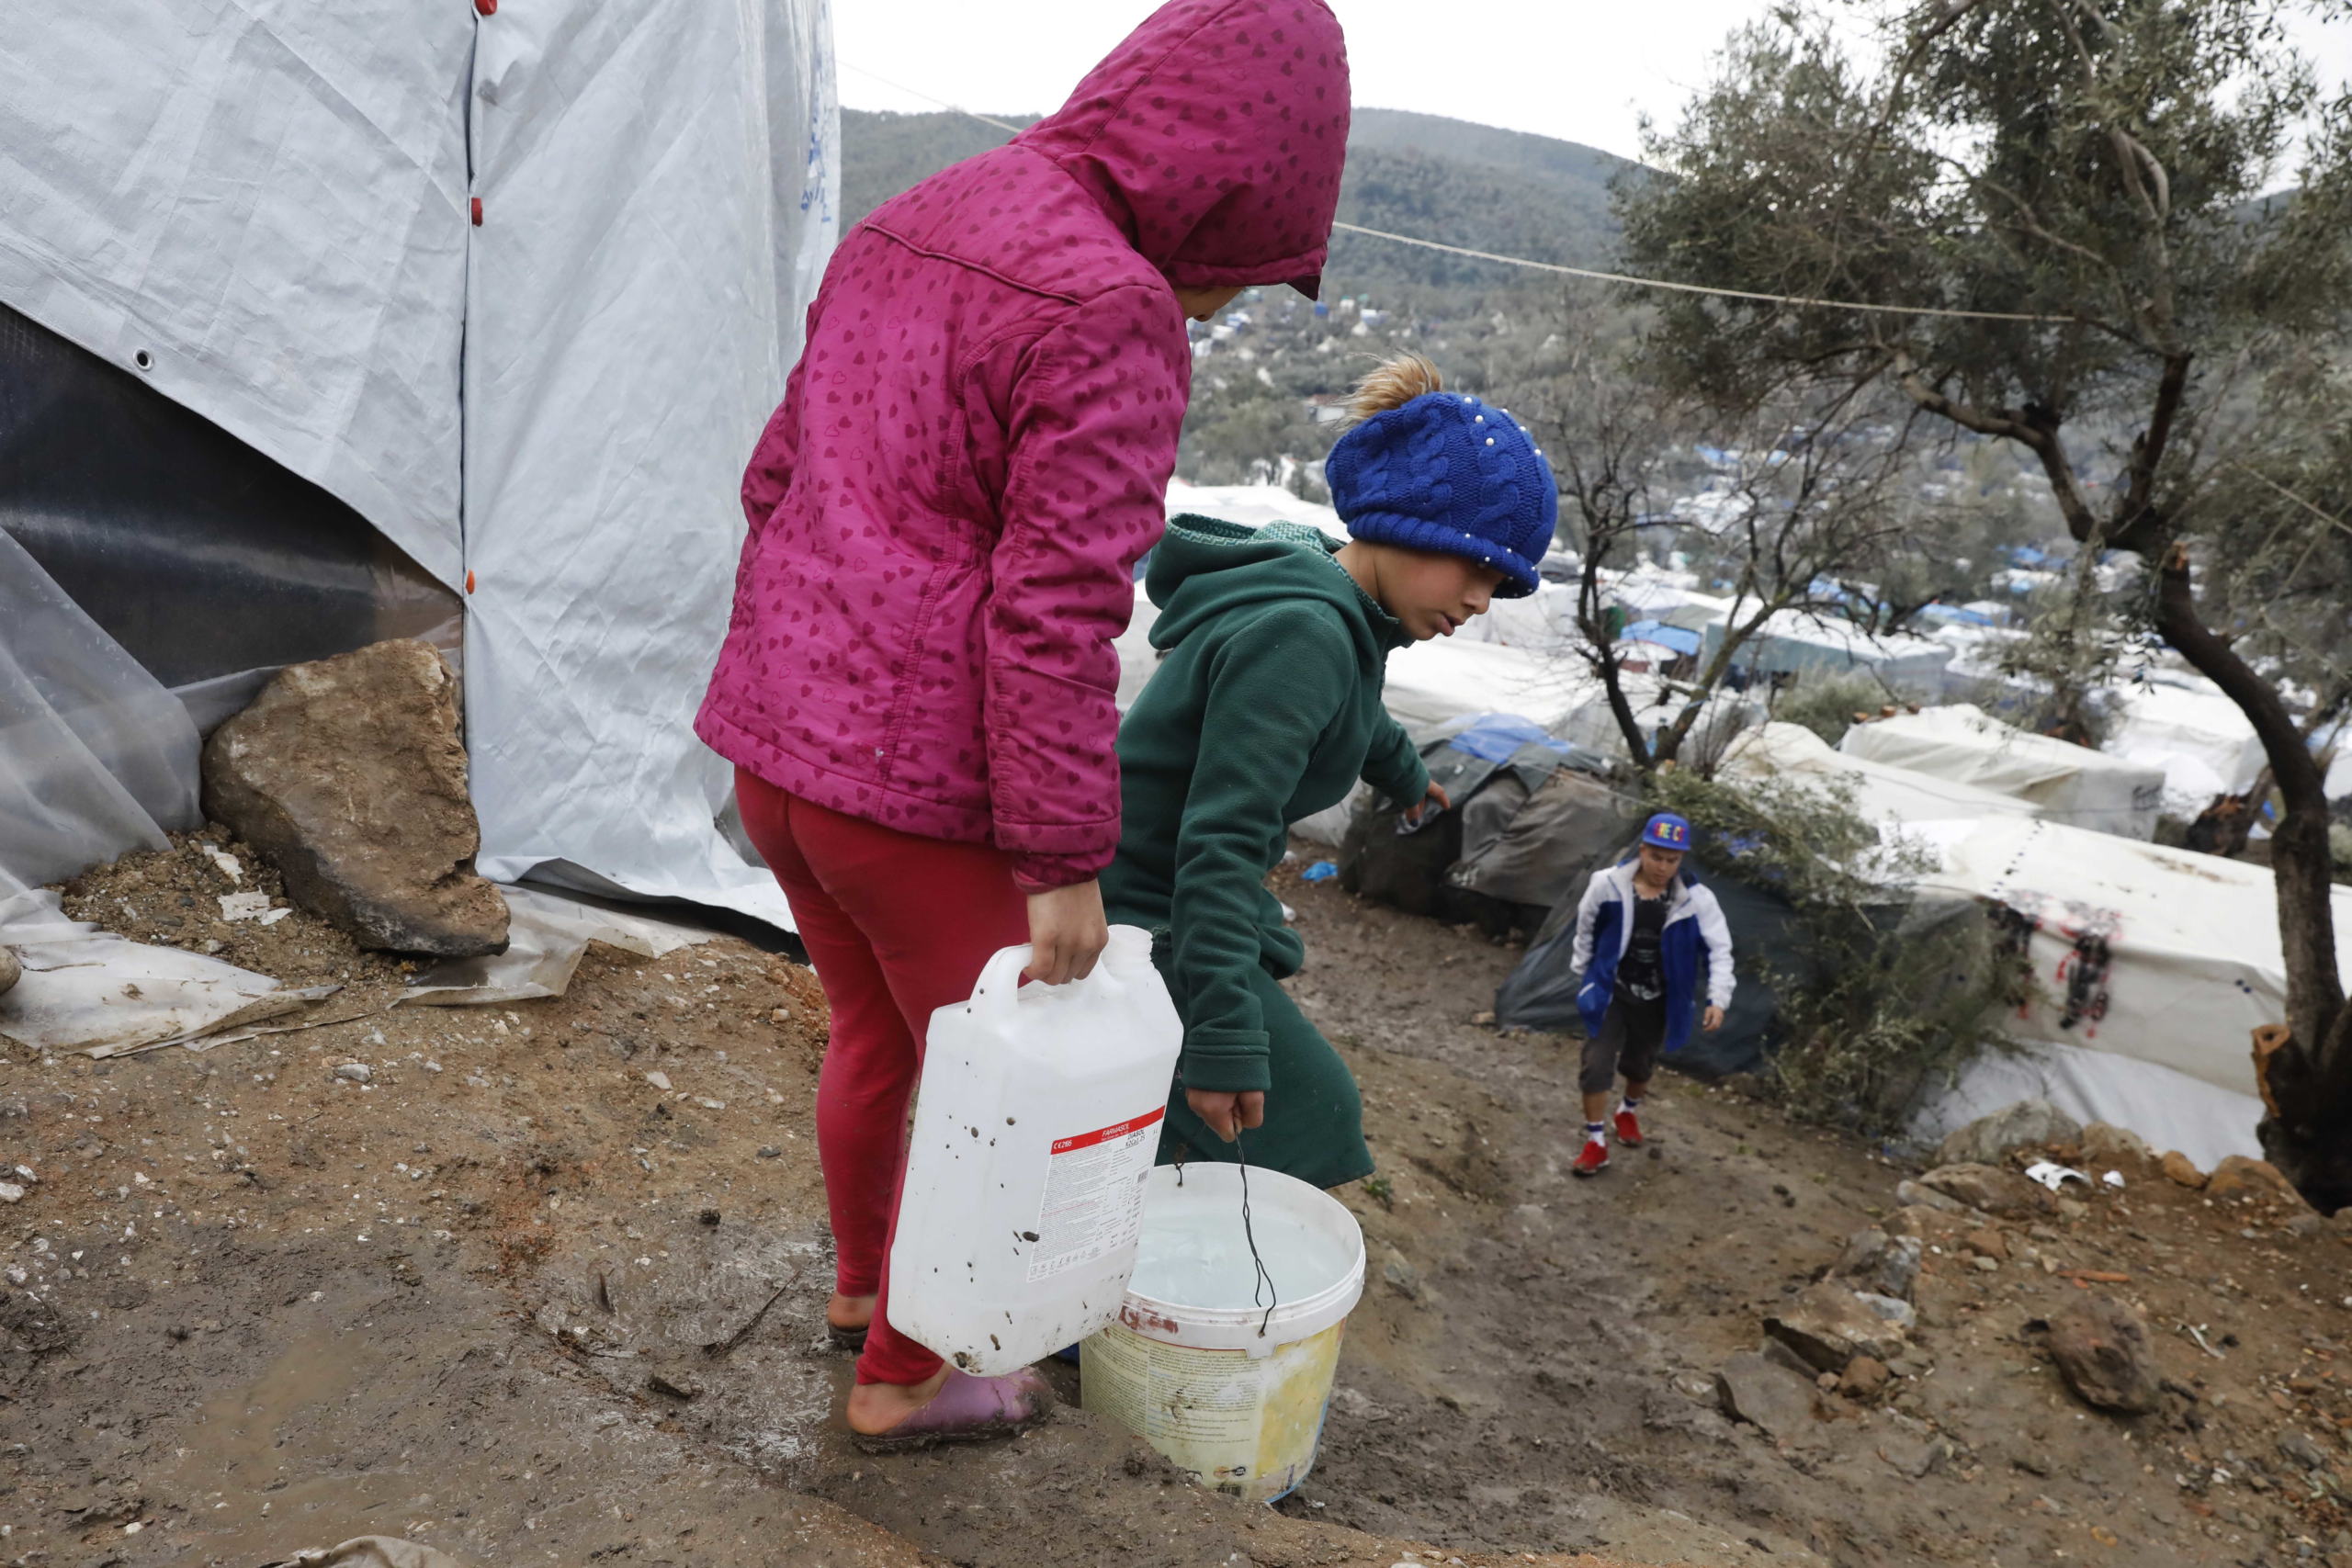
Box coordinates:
[838,106,1632,293]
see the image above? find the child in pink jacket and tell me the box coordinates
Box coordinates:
[697,0,1351,1449]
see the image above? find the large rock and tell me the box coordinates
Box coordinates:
[0,946,17,998]
[202,641,508,957]
[2160,1151,2207,1190]
[1765,1282,1909,1373]
[2207,1155,2301,1205]
[1913,1163,2055,1220]
[1938,1100,2083,1167]
[1715,1349,1825,1441]
[2046,1297,2160,1414]
[2080,1122,2154,1169]
[1830,1226,1923,1302]
[1894,1179,1976,1216]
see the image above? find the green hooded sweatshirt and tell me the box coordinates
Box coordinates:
[1102,517,1430,1094]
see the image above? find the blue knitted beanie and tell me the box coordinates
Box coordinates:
[1324,391,1558,598]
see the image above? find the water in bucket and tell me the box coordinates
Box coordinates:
[1127,1200,1358,1309]
[1083,1164,1365,1503]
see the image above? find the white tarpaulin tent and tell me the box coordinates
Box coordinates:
[0,0,836,929]
[1702,610,1954,695]
[1722,723,2340,1167]
[1916,814,2352,1168]
[2109,676,2267,813]
[1721,721,2035,832]
[1840,703,2166,840]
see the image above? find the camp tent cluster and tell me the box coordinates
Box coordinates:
[1158,491,2346,1168]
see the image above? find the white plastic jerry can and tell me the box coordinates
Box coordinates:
[886,925,1182,1377]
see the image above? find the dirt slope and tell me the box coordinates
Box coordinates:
[5,829,2349,1568]
[0,833,1643,1568]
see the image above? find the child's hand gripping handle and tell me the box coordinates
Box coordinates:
[1024,879,1108,985]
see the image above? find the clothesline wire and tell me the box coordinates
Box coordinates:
[838,62,2077,325]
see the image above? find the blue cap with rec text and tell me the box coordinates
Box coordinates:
[1641,812,1691,851]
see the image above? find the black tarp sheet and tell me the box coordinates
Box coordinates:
[0,300,458,694]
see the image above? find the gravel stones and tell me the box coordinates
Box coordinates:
[1937,1100,2082,1167]
[1831,1226,1922,1301]
[2046,1297,2161,1414]
[333,1062,372,1083]
[201,640,508,957]
[2160,1150,2207,1189]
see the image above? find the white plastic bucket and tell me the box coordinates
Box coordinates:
[1081,1163,1365,1503]
[888,927,1182,1376]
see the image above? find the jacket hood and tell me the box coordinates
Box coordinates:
[1015,0,1350,299]
[1147,516,1405,666]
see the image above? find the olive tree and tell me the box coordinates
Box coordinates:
[1534,337,1922,774]
[1616,0,2352,1203]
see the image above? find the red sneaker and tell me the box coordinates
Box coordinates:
[1571,1137,1611,1178]
[1613,1107,1644,1146]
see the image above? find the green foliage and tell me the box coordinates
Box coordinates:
[1984,572,2132,748]
[1770,672,1891,750]
[1326,141,1628,294]
[1647,767,2030,1135]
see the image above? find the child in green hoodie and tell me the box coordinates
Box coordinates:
[1102,355,1561,1188]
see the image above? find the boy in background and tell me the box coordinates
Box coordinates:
[1566,812,1734,1176]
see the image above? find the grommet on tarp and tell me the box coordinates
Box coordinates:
[466,570,477,594]
[132,349,153,372]
[470,197,483,227]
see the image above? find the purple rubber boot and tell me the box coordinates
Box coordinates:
[851,1366,1055,1453]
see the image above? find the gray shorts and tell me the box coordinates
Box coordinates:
[1581,994,1666,1094]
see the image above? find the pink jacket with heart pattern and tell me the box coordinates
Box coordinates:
[695,0,1351,889]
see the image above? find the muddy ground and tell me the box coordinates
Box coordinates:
[4,831,2350,1568]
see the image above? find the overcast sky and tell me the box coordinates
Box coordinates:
[837,0,2352,167]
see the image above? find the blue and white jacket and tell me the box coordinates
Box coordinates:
[1568,858,1736,1053]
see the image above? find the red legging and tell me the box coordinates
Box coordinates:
[734,770,1028,1386]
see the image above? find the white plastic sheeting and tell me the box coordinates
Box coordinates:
[1701,610,1955,694]
[1721,722,2034,836]
[2109,677,2267,812]
[1917,1040,2266,1173]
[462,0,834,926]
[0,0,837,931]
[0,889,309,1055]
[400,885,712,1008]
[1382,638,1592,734]
[0,1,473,587]
[1714,724,2337,1159]
[1840,703,2166,840]
[1163,479,1349,541]
[0,532,199,895]
[1917,815,2352,1107]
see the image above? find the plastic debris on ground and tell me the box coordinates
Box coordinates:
[1301,861,1340,883]
[2025,1161,2092,1190]
[0,887,330,1056]
[396,884,712,1008]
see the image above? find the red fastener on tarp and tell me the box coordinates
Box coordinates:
[476,0,496,13]
[470,197,482,227]
[466,570,477,594]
